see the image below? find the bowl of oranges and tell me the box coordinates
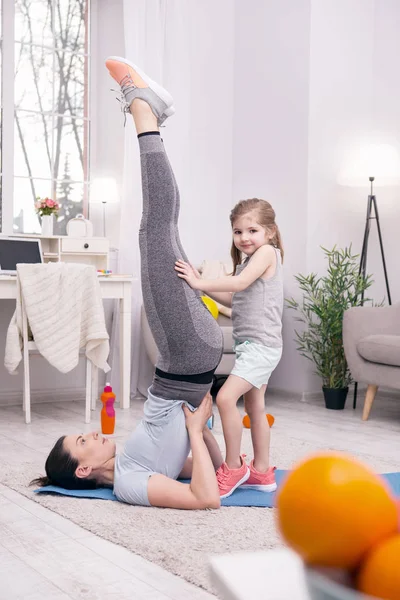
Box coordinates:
[276,452,400,600]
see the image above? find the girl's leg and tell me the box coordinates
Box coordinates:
[202,426,224,470]
[216,375,253,468]
[244,385,270,472]
[178,426,223,478]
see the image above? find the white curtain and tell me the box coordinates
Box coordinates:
[111,0,235,399]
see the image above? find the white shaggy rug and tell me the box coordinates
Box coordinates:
[1,398,399,595]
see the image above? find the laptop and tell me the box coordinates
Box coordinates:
[0,237,44,275]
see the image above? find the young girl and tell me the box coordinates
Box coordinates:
[175,199,284,498]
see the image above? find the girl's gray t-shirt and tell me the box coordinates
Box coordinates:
[113,389,190,506]
[232,247,283,348]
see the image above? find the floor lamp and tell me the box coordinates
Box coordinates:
[90,177,119,238]
[352,176,392,409]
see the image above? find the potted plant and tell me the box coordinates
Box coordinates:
[286,246,373,410]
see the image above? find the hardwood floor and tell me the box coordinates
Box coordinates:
[1,390,399,599]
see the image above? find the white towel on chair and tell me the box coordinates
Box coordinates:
[4,262,110,374]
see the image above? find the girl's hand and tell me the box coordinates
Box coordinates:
[182,393,213,434]
[175,259,201,289]
[183,261,201,280]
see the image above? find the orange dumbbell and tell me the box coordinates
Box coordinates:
[242,413,275,428]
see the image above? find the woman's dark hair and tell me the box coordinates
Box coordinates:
[30,436,97,490]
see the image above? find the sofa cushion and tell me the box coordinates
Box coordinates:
[357,335,400,367]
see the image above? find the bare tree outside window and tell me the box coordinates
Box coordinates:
[13,0,90,234]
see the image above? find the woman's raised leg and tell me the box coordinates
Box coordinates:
[105,58,223,406]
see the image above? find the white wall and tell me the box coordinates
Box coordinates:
[159,1,235,266]
[305,0,400,391]
[233,0,312,394]
[90,0,125,247]
[307,0,400,299]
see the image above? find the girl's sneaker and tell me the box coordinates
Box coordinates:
[105,56,175,126]
[241,460,277,492]
[216,455,250,499]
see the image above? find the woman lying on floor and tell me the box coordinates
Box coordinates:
[31,56,224,510]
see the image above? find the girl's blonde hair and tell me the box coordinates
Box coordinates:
[230,198,284,273]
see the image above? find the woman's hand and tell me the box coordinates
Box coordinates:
[175,259,201,289]
[183,393,213,435]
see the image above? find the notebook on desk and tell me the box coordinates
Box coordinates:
[0,237,43,275]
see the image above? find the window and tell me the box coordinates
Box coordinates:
[0,0,90,235]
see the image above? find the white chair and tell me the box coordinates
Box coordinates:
[21,294,98,424]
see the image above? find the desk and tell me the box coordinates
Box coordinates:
[0,275,134,410]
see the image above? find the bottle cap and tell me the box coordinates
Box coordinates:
[104,382,113,393]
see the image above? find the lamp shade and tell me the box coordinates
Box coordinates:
[90,177,119,204]
[338,143,400,187]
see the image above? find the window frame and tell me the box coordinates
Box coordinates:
[1,0,93,235]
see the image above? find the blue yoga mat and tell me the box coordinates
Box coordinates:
[34,471,400,508]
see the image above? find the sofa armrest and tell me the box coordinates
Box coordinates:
[343,303,400,387]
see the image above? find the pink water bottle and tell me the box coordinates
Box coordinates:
[101,383,116,435]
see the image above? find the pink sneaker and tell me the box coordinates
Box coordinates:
[241,460,277,492]
[216,455,250,499]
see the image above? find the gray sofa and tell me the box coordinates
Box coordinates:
[343,303,400,420]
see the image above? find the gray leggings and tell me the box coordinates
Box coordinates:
[138,133,223,406]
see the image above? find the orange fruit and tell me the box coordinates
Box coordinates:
[357,535,400,600]
[276,452,398,569]
[242,413,275,428]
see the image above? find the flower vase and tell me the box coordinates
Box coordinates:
[41,214,54,236]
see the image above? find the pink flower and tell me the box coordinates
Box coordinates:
[35,196,59,215]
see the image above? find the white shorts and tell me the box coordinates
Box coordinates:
[231,341,282,389]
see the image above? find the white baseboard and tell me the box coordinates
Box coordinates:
[266,387,302,401]
[300,390,324,403]
[301,385,400,404]
[369,387,400,400]
[1,384,397,409]
[0,387,86,407]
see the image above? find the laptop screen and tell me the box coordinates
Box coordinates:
[0,238,43,271]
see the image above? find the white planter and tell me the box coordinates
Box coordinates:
[41,214,54,236]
